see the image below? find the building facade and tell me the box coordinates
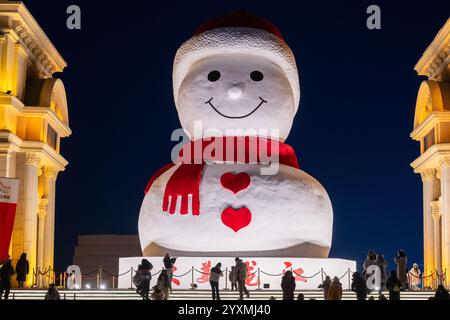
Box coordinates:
[411,19,450,288]
[73,235,142,288]
[0,2,70,286]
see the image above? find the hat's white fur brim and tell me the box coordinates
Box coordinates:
[173,27,300,111]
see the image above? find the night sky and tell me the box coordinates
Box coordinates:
[21,0,450,272]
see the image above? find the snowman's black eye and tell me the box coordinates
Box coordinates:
[207,70,221,82]
[250,71,264,81]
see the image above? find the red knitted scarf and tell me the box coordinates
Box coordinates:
[145,137,299,215]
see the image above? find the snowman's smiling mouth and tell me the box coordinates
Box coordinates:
[205,97,267,119]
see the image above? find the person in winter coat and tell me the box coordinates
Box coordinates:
[209,263,223,300]
[229,266,237,291]
[318,276,331,300]
[351,272,367,300]
[138,259,153,300]
[163,253,176,293]
[363,251,377,279]
[235,257,249,300]
[328,277,343,300]
[376,253,387,292]
[408,263,421,291]
[44,283,60,300]
[281,270,296,300]
[386,270,402,300]
[151,285,165,300]
[15,253,29,288]
[157,269,171,300]
[0,257,15,300]
[394,250,408,289]
[434,285,450,300]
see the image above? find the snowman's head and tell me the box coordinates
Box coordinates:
[173,12,300,141]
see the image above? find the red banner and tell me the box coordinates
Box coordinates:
[0,178,19,262]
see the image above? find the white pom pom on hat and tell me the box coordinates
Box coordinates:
[173,11,300,112]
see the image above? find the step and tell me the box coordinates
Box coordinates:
[6,289,436,300]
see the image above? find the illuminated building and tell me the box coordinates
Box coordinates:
[0,1,70,286]
[411,19,450,287]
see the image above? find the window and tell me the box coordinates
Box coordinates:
[424,128,435,151]
[47,125,58,150]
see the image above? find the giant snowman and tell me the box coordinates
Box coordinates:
[139,12,333,258]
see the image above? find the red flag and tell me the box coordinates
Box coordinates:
[0,178,19,262]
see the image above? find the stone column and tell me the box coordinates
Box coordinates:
[439,157,450,284]
[19,153,40,285]
[0,150,12,177]
[43,167,58,270]
[37,198,48,278]
[431,200,442,285]
[421,168,437,278]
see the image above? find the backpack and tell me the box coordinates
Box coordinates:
[133,271,142,287]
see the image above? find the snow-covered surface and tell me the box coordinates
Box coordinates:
[139,164,333,256]
[118,257,356,290]
[176,54,296,140]
[138,25,334,258]
[173,27,300,110]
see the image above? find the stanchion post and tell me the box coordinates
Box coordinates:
[96,271,100,289]
[38,267,41,288]
[129,267,134,289]
[99,265,103,288]
[347,268,351,290]
[191,266,194,288]
[113,276,115,289]
[442,268,447,288]
[321,268,324,283]
[225,267,228,290]
[257,268,261,291]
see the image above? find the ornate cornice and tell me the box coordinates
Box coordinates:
[0,2,67,75]
[415,19,450,80]
[12,20,56,74]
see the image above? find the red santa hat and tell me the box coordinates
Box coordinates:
[173,11,300,112]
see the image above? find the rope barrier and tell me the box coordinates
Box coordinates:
[173,270,192,277]
[338,271,348,280]
[260,270,284,277]
[102,268,131,277]
[80,269,98,276]
[151,270,162,277]
[115,269,132,277]
[194,269,210,275]
[319,269,349,281]
[293,270,321,279]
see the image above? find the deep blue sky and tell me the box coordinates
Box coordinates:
[22,0,449,272]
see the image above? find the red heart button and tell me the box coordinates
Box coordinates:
[220,172,251,194]
[221,207,252,232]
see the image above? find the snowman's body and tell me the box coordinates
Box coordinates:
[138,14,334,258]
[139,162,332,257]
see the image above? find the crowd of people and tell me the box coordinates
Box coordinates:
[2,249,450,301]
[310,249,450,301]
[133,255,251,300]
[0,254,29,300]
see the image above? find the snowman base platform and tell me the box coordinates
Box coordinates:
[118,257,356,290]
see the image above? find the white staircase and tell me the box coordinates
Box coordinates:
[8,289,436,300]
